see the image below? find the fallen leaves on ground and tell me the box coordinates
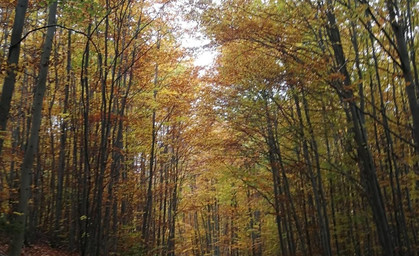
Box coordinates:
[0,242,78,256]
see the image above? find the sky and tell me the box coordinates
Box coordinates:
[149,0,218,70]
[171,0,219,69]
[181,33,217,67]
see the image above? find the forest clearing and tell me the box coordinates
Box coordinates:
[0,0,418,255]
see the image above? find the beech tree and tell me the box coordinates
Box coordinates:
[0,0,417,255]
[8,1,58,255]
[0,0,28,155]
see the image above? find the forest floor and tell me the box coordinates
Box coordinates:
[0,241,77,256]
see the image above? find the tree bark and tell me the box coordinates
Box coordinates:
[325,1,394,254]
[142,37,160,244]
[0,0,28,155]
[387,0,419,152]
[55,29,71,238]
[8,2,58,255]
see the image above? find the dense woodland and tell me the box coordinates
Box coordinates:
[0,0,418,255]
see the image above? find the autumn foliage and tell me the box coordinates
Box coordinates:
[0,0,418,255]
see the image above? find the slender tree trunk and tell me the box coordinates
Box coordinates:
[167,155,179,256]
[293,92,332,256]
[387,0,419,152]
[0,0,28,155]
[325,2,394,254]
[142,37,160,243]
[8,2,58,255]
[55,29,71,238]
[262,91,287,255]
[369,31,412,254]
[80,23,92,256]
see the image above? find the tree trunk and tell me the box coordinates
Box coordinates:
[262,90,287,255]
[387,0,419,152]
[325,1,394,254]
[0,0,28,155]
[293,92,332,256]
[142,37,160,244]
[8,2,58,255]
[55,29,71,238]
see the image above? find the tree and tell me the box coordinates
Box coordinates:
[8,1,58,255]
[0,0,28,155]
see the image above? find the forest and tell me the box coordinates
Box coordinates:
[0,0,418,255]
